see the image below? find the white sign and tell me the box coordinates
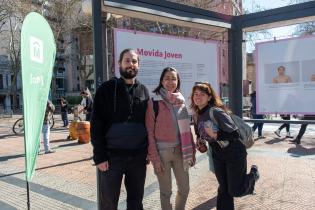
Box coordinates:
[30,36,44,63]
[114,29,219,105]
[256,36,315,114]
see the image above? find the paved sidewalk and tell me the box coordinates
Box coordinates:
[0,116,314,209]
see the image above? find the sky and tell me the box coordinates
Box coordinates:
[242,0,301,52]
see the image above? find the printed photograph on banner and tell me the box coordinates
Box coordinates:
[301,59,315,82]
[264,61,299,84]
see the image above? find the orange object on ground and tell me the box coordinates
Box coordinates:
[69,121,78,140]
[77,121,90,144]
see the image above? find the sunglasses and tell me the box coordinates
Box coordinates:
[194,82,211,86]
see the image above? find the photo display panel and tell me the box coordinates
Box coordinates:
[256,36,315,114]
[114,28,220,109]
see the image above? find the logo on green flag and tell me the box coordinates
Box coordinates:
[21,12,56,181]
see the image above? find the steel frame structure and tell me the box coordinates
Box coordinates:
[92,0,315,116]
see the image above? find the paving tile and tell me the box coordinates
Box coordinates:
[1,117,314,209]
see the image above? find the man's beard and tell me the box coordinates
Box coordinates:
[119,67,138,79]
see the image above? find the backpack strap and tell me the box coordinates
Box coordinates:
[192,113,200,138]
[209,107,218,127]
[152,98,159,122]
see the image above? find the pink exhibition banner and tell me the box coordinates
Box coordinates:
[114,28,220,108]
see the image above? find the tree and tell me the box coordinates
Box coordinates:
[288,1,315,35]
[0,0,27,110]
[0,0,93,108]
[43,0,93,93]
[0,0,10,33]
[243,0,272,52]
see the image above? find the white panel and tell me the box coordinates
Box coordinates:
[114,29,220,110]
[256,36,315,114]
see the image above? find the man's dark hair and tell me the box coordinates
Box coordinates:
[118,48,139,63]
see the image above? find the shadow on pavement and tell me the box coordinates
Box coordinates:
[0,157,92,178]
[58,142,81,148]
[287,145,315,157]
[51,138,71,143]
[0,134,21,139]
[0,154,25,162]
[191,196,216,210]
[264,137,285,144]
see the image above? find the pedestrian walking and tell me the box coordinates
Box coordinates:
[274,114,293,138]
[79,90,93,121]
[250,91,265,139]
[60,96,69,127]
[191,82,259,210]
[90,49,149,210]
[42,100,55,154]
[290,115,315,144]
[145,67,195,210]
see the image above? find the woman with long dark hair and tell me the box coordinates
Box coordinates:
[190,82,259,210]
[146,67,195,210]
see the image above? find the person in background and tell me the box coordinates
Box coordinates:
[80,91,86,107]
[191,82,259,210]
[274,114,293,138]
[79,90,93,121]
[290,115,315,144]
[60,96,69,127]
[91,49,149,210]
[42,100,55,154]
[146,67,195,210]
[250,91,265,139]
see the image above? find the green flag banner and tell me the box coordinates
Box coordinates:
[21,12,56,181]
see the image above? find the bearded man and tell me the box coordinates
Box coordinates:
[91,49,149,210]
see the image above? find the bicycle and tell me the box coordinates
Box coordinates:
[12,114,55,135]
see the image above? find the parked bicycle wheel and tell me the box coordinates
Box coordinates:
[13,118,24,135]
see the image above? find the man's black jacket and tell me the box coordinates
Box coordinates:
[91,78,149,165]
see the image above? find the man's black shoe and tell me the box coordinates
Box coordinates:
[250,165,260,182]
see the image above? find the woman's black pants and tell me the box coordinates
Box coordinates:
[211,140,256,210]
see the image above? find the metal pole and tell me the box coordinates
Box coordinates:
[26,181,30,210]
[92,1,103,210]
[228,18,243,117]
[102,15,109,82]
[92,0,104,90]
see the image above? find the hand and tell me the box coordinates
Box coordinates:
[196,138,208,153]
[96,161,109,172]
[153,161,164,174]
[190,155,196,167]
[204,127,217,139]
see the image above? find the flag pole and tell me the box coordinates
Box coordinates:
[26,180,30,210]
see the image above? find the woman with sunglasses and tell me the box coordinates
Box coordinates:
[145,67,195,210]
[190,82,259,210]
